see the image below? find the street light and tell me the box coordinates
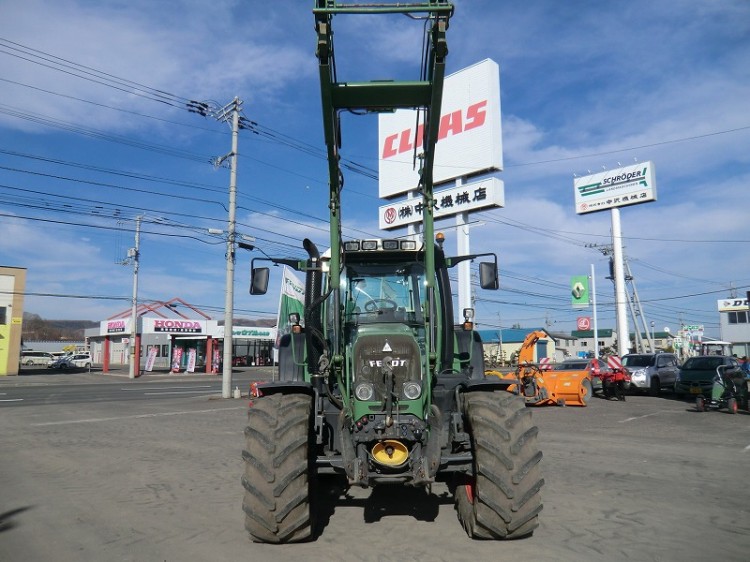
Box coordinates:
[651,321,655,352]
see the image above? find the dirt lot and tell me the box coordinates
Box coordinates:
[1,388,748,561]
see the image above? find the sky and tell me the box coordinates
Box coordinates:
[0,0,748,340]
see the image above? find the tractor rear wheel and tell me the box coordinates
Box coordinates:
[455,391,544,539]
[241,392,314,543]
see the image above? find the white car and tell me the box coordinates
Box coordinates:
[55,353,92,370]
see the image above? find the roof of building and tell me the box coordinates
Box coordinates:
[572,328,614,338]
[546,331,578,342]
[108,297,212,321]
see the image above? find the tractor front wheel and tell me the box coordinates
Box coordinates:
[455,391,544,539]
[241,392,314,543]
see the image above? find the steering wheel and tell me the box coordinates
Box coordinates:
[364,298,398,313]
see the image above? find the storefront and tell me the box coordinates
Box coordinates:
[87,317,219,373]
[0,266,26,376]
[86,304,277,374]
[216,326,277,367]
[718,297,750,357]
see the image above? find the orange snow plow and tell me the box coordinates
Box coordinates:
[487,362,592,407]
[485,331,593,407]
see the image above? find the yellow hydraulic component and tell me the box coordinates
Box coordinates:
[371,440,409,467]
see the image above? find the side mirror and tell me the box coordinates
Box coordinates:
[479,262,499,290]
[250,267,270,295]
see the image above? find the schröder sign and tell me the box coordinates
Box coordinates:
[574,161,656,215]
[378,59,502,199]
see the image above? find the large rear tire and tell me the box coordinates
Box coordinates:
[241,393,314,543]
[455,391,544,539]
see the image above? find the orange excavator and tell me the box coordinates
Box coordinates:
[486,330,593,407]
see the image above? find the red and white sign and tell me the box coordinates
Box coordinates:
[171,347,183,372]
[143,318,205,334]
[186,348,197,373]
[378,59,502,199]
[607,356,623,371]
[145,346,158,372]
[577,316,591,331]
[539,357,552,370]
[100,318,131,335]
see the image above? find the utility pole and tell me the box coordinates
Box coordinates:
[128,215,142,379]
[217,98,241,399]
[188,96,247,398]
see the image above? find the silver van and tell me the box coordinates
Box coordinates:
[20,350,54,366]
[622,353,679,395]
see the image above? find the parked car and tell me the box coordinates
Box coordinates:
[674,355,740,397]
[46,352,69,367]
[51,353,93,370]
[20,350,54,366]
[621,353,679,395]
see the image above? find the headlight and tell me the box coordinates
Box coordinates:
[631,368,647,380]
[355,383,374,401]
[402,382,422,400]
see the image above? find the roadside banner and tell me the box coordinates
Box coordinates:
[145,346,158,372]
[186,348,196,373]
[276,266,306,348]
[171,347,183,372]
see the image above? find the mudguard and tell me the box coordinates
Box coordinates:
[251,380,315,397]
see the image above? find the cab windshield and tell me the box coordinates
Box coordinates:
[342,262,426,325]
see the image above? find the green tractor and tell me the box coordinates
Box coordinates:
[241,1,543,542]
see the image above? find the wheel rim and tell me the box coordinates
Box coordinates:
[582,379,592,404]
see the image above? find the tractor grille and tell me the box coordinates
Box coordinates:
[353,334,421,400]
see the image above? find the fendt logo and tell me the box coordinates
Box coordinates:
[368,358,408,368]
[381,100,487,159]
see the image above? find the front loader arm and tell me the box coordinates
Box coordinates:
[313,1,453,367]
